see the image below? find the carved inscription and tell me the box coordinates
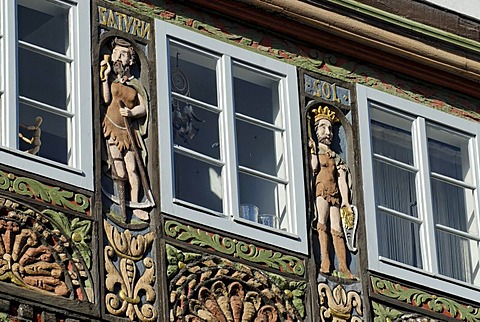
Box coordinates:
[304,74,351,106]
[98,6,151,40]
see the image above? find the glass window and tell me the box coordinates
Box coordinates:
[0,0,92,189]
[358,85,480,301]
[157,22,306,253]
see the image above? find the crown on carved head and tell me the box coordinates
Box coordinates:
[310,106,339,123]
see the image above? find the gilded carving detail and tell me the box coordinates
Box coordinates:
[167,244,306,321]
[104,220,157,321]
[0,198,93,302]
[0,171,90,214]
[318,283,362,321]
[371,276,480,321]
[165,220,305,277]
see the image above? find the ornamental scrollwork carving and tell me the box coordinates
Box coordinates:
[167,244,306,321]
[165,220,305,277]
[371,276,480,321]
[0,171,90,214]
[104,220,157,321]
[0,197,94,302]
[318,283,363,322]
[372,302,440,322]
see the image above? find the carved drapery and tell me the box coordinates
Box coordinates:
[104,220,157,321]
[167,244,306,321]
[0,197,93,302]
[318,283,363,322]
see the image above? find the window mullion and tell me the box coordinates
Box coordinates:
[219,54,237,219]
[414,117,438,274]
[4,0,18,148]
[470,134,480,285]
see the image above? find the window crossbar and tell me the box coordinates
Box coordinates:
[373,153,418,172]
[238,165,288,184]
[19,96,74,118]
[377,204,423,224]
[173,144,225,167]
[171,92,220,113]
[430,171,476,190]
[18,40,72,64]
[435,223,480,241]
[235,112,285,132]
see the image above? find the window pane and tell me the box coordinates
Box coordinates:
[431,178,476,234]
[377,211,422,268]
[428,124,471,182]
[18,48,68,109]
[18,3,69,54]
[236,119,285,178]
[172,99,220,160]
[371,108,414,165]
[436,230,478,284]
[238,172,287,231]
[373,159,418,216]
[19,104,68,164]
[169,41,218,106]
[233,63,282,126]
[174,152,223,213]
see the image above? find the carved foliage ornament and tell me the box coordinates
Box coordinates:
[165,220,305,277]
[0,198,93,302]
[104,220,157,321]
[167,244,307,321]
[318,283,363,322]
[371,276,480,321]
[0,171,90,214]
[372,302,440,322]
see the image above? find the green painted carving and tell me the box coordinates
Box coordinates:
[0,171,90,214]
[371,276,480,321]
[372,301,403,322]
[165,220,305,276]
[44,209,92,269]
[166,244,202,279]
[265,272,307,318]
[0,313,8,322]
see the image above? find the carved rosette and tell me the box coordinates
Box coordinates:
[167,244,306,321]
[318,283,363,322]
[104,220,157,321]
[0,197,93,302]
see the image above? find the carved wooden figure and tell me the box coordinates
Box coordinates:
[309,106,356,280]
[100,37,153,222]
[18,116,43,155]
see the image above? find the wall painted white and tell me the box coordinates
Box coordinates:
[424,0,480,21]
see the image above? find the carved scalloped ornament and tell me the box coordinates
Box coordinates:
[104,220,157,321]
[165,220,305,277]
[0,171,90,215]
[0,198,94,302]
[371,276,480,321]
[318,283,363,321]
[167,244,306,321]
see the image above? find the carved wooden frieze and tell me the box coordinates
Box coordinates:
[0,197,94,302]
[372,302,441,322]
[167,244,307,321]
[165,220,305,277]
[104,220,156,321]
[0,170,90,215]
[371,276,480,321]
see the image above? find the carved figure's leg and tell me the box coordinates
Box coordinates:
[331,228,356,280]
[109,141,128,221]
[317,223,331,274]
[125,151,149,221]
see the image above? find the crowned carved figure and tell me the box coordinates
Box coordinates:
[309,105,357,280]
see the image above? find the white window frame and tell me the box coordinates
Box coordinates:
[357,84,480,302]
[0,0,92,190]
[156,20,307,254]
